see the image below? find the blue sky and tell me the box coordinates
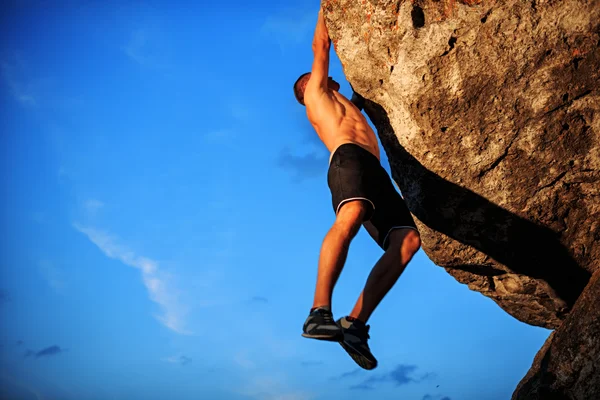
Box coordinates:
[0,1,551,399]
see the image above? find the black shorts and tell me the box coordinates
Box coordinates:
[327,143,418,250]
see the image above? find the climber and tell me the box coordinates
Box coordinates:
[293,8,422,371]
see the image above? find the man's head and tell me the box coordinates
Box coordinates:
[293,72,341,106]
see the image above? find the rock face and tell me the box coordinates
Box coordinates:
[325,0,599,329]
[512,270,600,400]
[325,0,600,397]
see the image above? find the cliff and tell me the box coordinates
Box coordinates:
[323,0,599,397]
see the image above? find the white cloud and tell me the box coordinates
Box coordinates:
[39,260,67,294]
[73,224,191,334]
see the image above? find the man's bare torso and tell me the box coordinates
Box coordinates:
[306,89,380,162]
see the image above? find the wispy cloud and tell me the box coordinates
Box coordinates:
[25,345,66,359]
[389,364,421,385]
[330,368,363,380]
[180,355,192,366]
[36,345,64,358]
[277,147,327,182]
[164,355,192,366]
[423,395,451,400]
[249,296,269,304]
[122,25,172,72]
[350,382,376,390]
[83,199,104,216]
[39,260,67,294]
[123,28,152,66]
[1,58,36,106]
[234,350,256,370]
[73,224,191,334]
[349,364,436,390]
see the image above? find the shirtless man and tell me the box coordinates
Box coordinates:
[293,9,421,370]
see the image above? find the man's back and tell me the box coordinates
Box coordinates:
[305,88,380,161]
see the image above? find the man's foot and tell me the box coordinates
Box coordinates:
[337,316,378,370]
[301,307,344,342]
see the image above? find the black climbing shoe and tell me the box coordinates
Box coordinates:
[337,316,378,370]
[301,307,344,342]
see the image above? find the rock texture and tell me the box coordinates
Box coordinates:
[512,270,600,400]
[324,0,599,329]
[325,0,600,397]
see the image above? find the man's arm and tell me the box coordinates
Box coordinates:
[306,9,330,95]
[349,83,365,111]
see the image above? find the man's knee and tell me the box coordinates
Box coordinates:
[387,228,421,257]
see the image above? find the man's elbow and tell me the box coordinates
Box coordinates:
[312,39,330,53]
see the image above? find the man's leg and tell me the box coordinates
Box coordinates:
[302,200,369,341]
[337,227,420,370]
[312,200,369,310]
[349,228,421,322]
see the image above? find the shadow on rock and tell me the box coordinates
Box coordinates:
[364,101,591,324]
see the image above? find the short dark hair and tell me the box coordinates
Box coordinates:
[293,72,311,105]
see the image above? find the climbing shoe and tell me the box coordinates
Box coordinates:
[337,316,378,370]
[301,307,344,341]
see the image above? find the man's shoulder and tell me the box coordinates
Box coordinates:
[304,88,333,111]
[304,82,327,100]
